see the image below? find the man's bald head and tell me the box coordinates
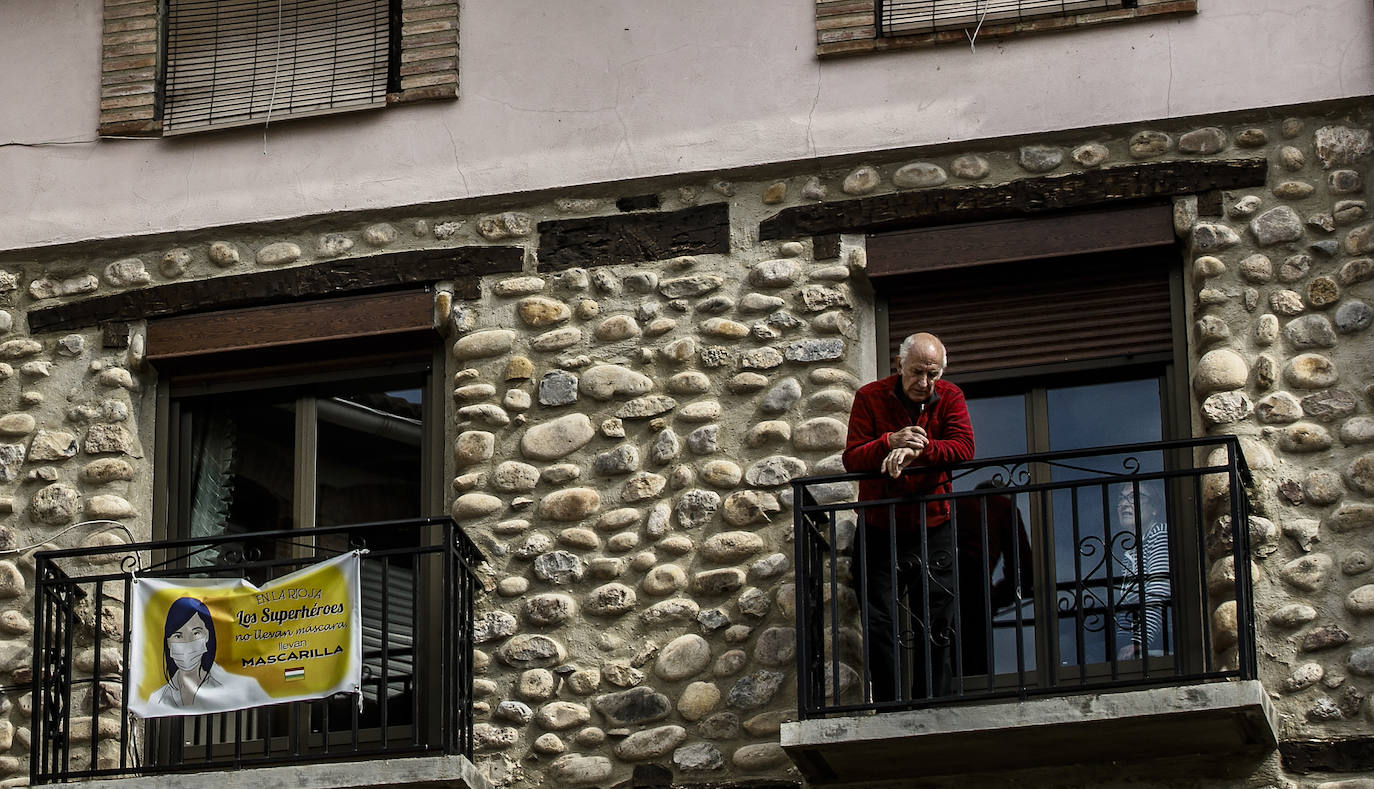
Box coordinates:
[897,332,947,403]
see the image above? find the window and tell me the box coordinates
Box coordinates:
[99,0,458,137]
[815,0,1196,57]
[162,0,392,134]
[148,290,446,754]
[877,0,1122,37]
[872,230,1200,690]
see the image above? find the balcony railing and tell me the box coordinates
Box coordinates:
[792,436,1256,719]
[31,517,482,784]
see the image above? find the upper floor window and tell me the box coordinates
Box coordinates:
[162,0,392,134]
[815,0,1195,57]
[99,0,459,137]
[877,0,1124,37]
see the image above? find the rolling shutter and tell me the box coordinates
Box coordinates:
[164,0,391,133]
[882,248,1174,378]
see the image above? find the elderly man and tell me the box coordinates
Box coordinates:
[843,332,975,702]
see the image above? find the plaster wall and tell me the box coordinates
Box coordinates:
[2,0,1372,252]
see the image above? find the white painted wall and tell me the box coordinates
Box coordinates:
[2,0,1371,251]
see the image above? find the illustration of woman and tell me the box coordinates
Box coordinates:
[153,596,223,710]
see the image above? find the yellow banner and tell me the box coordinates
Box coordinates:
[128,551,362,718]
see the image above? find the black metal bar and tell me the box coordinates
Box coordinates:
[827,510,842,707]
[1069,487,1086,682]
[1102,483,1120,681]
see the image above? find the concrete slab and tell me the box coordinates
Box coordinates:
[76,753,491,789]
[781,680,1278,784]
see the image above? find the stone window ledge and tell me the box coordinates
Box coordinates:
[73,754,491,789]
[816,0,1197,58]
[780,680,1277,784]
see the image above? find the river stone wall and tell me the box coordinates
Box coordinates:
[0,99,1366,788]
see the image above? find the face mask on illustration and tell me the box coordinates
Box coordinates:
[168,637,208,672]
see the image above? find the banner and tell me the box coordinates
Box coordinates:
[128,551,363,719]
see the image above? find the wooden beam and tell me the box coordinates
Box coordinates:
[866,204,1175,277]
[758,159,1268,240]
[146,290,434,362]
[1281,737,1374,774]
[27,246,522,333]
[537,203,730,271]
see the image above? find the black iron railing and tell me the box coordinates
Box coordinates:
[31,517,482,784]
[792,436,1256,719]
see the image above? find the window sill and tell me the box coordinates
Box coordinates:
[780,679,1277,784]
[73,754,490,789]
[816,0,1197,58]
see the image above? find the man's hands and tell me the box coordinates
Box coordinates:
[882,426,929,478]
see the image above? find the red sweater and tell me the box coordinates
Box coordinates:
[842,376,975,529]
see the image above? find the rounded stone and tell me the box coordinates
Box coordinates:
[701,532,765,563]
[1283,663,1325,693]
[753,627,796,667]
[452,493,503,520]
[1269,604,1318,628]
[668,372,711,395]
[1341,417,1374,444]
[208,241,240,267]
[538,488,602,521]
[595,315,642,342]
[1179,127,1227,154]
[1335,300,1373,333]
[521,414,595,461]
[453,431,495,467]
[747,259,801,289]
[525,594,576,626]
[1255,392,1302,423]
[893,162,947,188]
[532,327,582,352]
[1072,143,1109,168]
[536,701,591,731]
[0,414,34,436]
[792,417,847,451]
[549,755,613,787]
[1284,354,1339,388]
[746,421,791,447]
[1345,585,1374,615]
[1285,314,1337,348]
[584,583,636,616]
[656,634,712,681]
[615,725,688,761]
[1193,350,1248,394]
[950,154,989,180]
[1280,553,1333,592]
[1270,290,1305,316]
[517,297,572,327]
[533,551,586,585]
[696,460,741,489]
[29,483,79,525]
[1306,470,1345,504]
[732,743,789,771]
[255,242,301,266]
[1279,423,1333,453]
[1018,145,1062,173]
[841,166,880,195]
[86,494,134,519]
[496,635,567,668]
[1307,277,1340,309]
[532,733,566,755]
[1201,391,1252,425]
[1129,130,1170,158]
[493,461,540,492]
[677,681,722,722]
[453,330,516,361]
[680,401,722,422]
[643,564,687,596]
[1348,454,1374,495]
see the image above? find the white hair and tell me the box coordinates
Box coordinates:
[898,333,947,368]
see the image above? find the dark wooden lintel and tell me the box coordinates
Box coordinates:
[758,158,1268,240]
[537,203,730,271]
[27,246,522,333]
[1281,738,1374,774]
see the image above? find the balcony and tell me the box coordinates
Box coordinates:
[30,517,486,787]
[782,437,1277,783]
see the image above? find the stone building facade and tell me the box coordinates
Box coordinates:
[0,97,1370,789]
